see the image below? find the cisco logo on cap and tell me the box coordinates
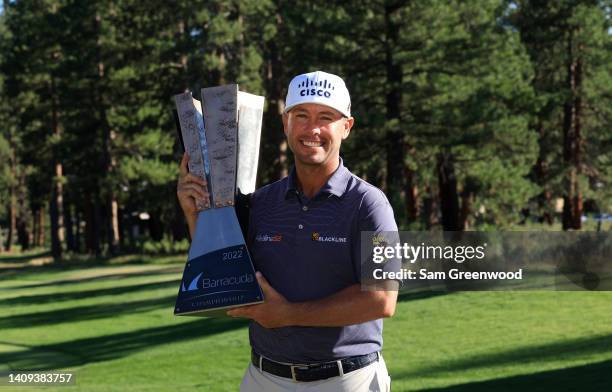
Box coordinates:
[297,78,334,98]
[285,71,351,117]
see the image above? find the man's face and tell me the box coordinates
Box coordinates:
[282,103,354,168]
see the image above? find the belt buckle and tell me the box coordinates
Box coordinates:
[290,364,310,382]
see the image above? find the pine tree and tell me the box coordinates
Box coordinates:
[512,0,611,229]
[1,0,68,257]
[328,0,539,229]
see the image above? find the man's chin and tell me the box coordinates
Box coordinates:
[295,155,326,166]
[297,158,324,166]
[294,154,341,169]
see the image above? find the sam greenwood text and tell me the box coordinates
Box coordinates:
[374,268,523,281]
[371,242,523,281]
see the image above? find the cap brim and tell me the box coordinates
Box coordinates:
[284,102,350,118]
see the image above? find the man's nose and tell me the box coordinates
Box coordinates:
[306,119,322,134]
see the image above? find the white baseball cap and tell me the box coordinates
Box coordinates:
[284,71,351,117]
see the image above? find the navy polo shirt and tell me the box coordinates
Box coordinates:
[247,158,398,363]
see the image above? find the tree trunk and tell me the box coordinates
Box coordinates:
[404,147,419,221]
[534,122,553,225]
[93,196,102,256]
[384,4,418,225]
[15,168,31,250]
[34,206,45,247]
[106,191,120,255]
[422,185,439,230]
[177,17,189,90]
[148,212,164,242]
[562,33,582,230]
[127,215,136,250]
[261,11,288,184]
[459,191,474,231]
[5,144,16,252]
[39,207,46,247]
[16,217,30,251]
[84,194,101,255]
[84,198,93,253]
[31,209,37,249]
[95,11,121,254]
[5,189,15,252]
[74,206,81,253]
[49,176,64,260]
[49,76,64,261]
[437,151,461,231]
[118,206,126,249]
[64,201,76,251]
[171,201,187,242]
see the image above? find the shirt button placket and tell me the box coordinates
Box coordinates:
[299,203,310,230]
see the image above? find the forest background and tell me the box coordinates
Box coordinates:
[0,0,610,262]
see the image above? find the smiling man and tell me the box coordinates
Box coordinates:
[177,71,399,391]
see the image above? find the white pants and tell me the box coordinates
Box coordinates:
[240,354,391,392]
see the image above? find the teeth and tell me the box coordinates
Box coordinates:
[303,140,322,147]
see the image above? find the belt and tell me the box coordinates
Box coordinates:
[251,350,379,382]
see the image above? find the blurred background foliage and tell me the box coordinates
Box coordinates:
[0,0,610,261]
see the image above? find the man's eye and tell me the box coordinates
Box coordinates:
[321,117,333,122]
[296,114,307,119]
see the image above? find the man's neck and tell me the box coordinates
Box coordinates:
[295,158,340,199]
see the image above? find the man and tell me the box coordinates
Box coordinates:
[177,71,399,391]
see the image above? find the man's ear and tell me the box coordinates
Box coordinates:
[342,117,354,139]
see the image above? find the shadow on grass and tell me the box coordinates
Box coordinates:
[0,279,178,306]
[0,253,184,283]
[0,294,178,329]
[394,333,612,380]
[0,317,249,370]
[415,359,612,392]
[397,290,448,302]
[7,265,181,290]
[0,250,51,263]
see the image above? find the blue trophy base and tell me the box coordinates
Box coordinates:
[174,207,263,317]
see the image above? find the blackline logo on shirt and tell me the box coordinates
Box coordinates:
[312,232,347,243]
[255,233,282,242]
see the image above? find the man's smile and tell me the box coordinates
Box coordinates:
[301,139,324,147]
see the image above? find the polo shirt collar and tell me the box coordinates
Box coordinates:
[285,158,351,199]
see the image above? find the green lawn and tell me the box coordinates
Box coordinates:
[1,253,611,391]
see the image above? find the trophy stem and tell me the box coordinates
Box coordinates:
[188,207,244,258]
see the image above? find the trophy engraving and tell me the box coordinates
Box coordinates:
[201,85,238,207]
[174,93,210,210]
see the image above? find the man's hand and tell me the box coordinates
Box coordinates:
[177,153,209,237]
[227,272,293,329]
[227,272,398,329]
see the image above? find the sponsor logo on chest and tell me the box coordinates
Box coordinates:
[312,232,347,243]
[255,233,282,242]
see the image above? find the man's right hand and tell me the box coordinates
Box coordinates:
[177,152,209,219]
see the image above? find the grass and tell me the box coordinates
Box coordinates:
[1,252,611,391]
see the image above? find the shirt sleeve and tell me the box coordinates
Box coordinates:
[353,189,402,288]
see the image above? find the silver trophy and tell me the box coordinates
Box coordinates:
[173,85,264,317]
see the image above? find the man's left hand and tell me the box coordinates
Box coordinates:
[227,271,293,328]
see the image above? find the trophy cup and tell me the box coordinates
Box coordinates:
[173,85,264,317]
